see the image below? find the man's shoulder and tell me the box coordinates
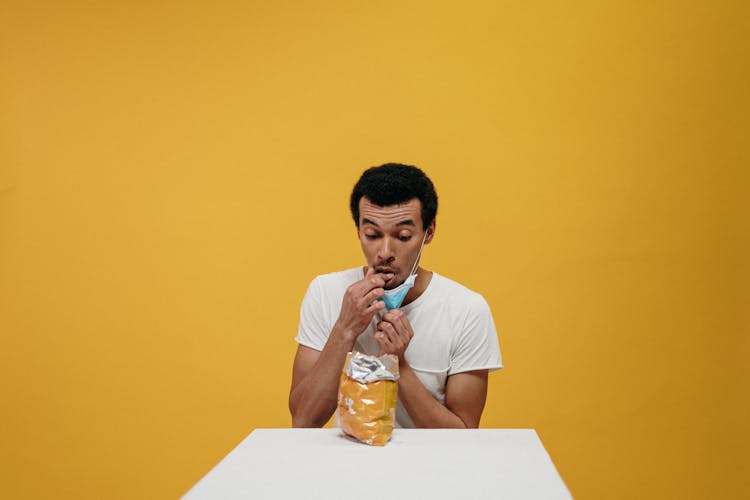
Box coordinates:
[309,267,363,290]
[428,272,490,312]
[431,272,484,300]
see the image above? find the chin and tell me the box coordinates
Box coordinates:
[385,278,404,290]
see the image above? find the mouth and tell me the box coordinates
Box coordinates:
[375,267,399,288]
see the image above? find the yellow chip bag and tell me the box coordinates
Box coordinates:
[338,352,399,446]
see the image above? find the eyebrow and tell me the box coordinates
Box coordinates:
[362,218,416,228]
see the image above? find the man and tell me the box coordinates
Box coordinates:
[289,163,502,428]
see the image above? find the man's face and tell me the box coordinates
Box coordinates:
[357,197,434,289]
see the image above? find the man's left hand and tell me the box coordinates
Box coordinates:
[375,309,414,359]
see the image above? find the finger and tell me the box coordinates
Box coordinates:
[382,311,412,340]
[384,308,407,322]
[361,286,385,306]
[379,321,402,343]
[382,310,404,330]
[365,299,386,315]
[379,322,409,353]
[364,266,393,284]
[358,272,389,294]
[357,267,381,291]
[375,330,394,353]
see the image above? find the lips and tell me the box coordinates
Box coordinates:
[383,274,400,289]
[375,267,398,288]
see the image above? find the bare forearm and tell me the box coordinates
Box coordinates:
[397,362,467,428]
[289,329,354,427]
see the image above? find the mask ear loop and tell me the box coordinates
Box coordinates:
[408,230,428,277]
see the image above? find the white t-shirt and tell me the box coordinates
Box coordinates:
[295,267,503,428]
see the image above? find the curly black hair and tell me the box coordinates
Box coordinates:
[350,163,438,230]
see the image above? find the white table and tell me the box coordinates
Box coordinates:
[183,428,572,499]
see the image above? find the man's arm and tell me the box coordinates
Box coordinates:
[399,366,488,428]
[288,332,354,428]
[289,268,392,427]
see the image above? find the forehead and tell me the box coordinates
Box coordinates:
[359,197,423,228]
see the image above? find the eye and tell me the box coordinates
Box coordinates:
[398,234,413,242]
[364,233,378,240]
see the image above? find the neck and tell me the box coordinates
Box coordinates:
[401,266,432,307]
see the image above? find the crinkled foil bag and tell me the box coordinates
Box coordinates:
[338,352,399,446]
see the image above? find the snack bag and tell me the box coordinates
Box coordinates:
[337,352,399,446]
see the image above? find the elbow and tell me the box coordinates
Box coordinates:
[291,413,326,428]
[288,399,308,428]
[289,401,326,428]
[290,405,330,428]
[291,417,315,428]
[288,390,334,428]
[289,407,308,428]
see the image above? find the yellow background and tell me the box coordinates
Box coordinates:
[1,1,748,498]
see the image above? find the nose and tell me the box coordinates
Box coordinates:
[376,237,395,264]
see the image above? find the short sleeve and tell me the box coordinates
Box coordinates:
[449,294,503,375]
[294,277,330,351]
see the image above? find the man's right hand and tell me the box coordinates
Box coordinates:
[290,268,393,427]
[333,267,393,342]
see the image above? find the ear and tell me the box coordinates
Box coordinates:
[425,219,436,244]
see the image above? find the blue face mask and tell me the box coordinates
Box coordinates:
[380,273,417,310]
[378,232,427,310]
